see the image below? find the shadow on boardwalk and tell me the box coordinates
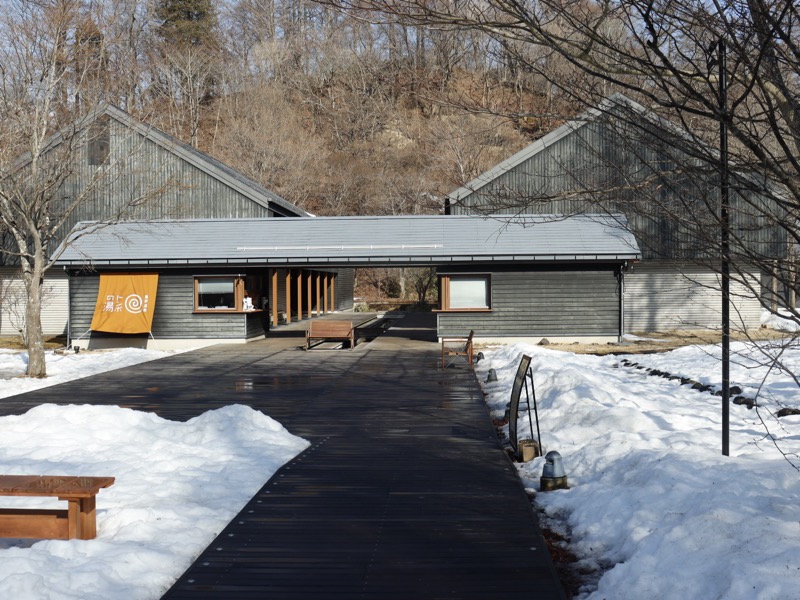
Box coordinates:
[0,313,565,600]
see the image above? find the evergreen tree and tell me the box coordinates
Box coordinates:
[155,0,218,49]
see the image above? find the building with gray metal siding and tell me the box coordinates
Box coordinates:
[1,104,310,337]
[447,94,784,332]
[66,267,353,350]
[57,215,640,348]
[436,264,623,343]
[13,104,307,231]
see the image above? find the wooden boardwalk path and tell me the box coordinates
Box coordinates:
[0,314,565,599]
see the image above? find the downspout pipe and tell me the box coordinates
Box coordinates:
[618,263,626,343]
[64,266,71,349]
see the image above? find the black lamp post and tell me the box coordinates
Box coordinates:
[710,38,731,456]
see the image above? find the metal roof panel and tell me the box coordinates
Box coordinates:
[55,214,641,267]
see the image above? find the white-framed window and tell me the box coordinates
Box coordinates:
[439,274,491,311]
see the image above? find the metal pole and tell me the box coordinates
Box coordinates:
[522,375,535,445]
[528,367,543,454]
[718,39,731,457]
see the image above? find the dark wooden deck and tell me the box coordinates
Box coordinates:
[0,314,565,599]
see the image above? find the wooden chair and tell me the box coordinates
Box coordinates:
[441,330,475,369]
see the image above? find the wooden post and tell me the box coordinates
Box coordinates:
[331,274,336,311]
[316,272,322,316]
[271,270,279,327]
[323,274,329,313]
[67,499,80,539]
[306,271,313,319]
[296,269,303,321]
[285,269,292,323]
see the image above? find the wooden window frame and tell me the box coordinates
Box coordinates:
[194,275,246,313]
[437,274,492,312]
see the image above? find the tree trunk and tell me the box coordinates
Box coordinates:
[23,258,47,378]
[399,267,406,300]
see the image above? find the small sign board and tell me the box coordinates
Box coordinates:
[508,354,532,454]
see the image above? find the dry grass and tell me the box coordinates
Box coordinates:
[0,336,67,351]
[1,329,791,356]
[537,327,792,356]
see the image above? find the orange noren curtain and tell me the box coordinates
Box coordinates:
[90,273,159,334]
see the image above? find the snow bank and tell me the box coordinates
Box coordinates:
[477,343,800,600]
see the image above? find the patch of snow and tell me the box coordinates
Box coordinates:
[762,308,800,332]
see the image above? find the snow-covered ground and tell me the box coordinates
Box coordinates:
[2,335,800,599]
[477,336,800,600]
[0,348,180,399]
[0,349,309,599]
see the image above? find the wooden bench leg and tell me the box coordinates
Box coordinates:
[65,496,98,540]
[67,498,80,539]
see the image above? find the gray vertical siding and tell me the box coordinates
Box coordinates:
[437,265,620,338]
[451,118,786,262]
[450,112,779,333]
[68,269,269,343]
[59,118,277,252]
[69,265,354,344]
[336,269,355,312]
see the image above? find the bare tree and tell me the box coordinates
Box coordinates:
[0,0,168,377]
[407,267,437,306]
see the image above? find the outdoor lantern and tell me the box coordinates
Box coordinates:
[540,451,569,491]
[475,352,485,364]
[486,368,498,383]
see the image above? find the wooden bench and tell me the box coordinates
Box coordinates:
[306,320,355,350]
[0,475,115,540]
[441,330,475,369]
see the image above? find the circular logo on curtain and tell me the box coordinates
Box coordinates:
[125,294,146,314]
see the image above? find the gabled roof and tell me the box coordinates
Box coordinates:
[448,93,689,204]
[55,214,640,268]
[12,103,308,218]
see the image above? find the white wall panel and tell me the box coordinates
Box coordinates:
[624,263,760,332]
[0,269,69,337]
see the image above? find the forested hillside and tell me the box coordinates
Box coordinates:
[1,0,591,216]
